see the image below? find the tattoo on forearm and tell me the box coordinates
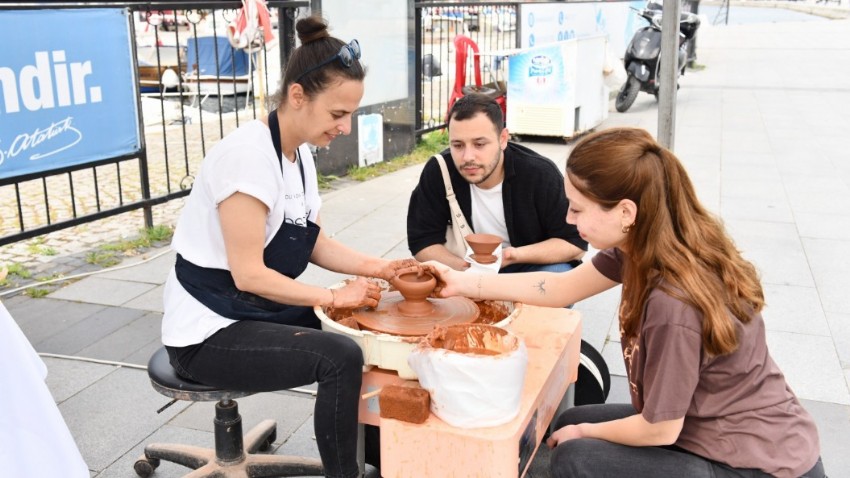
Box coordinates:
[535,280,546,295]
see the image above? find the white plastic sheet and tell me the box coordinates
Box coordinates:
[463,243,502,274]
[408,326,528,428]
[0,301,88,477]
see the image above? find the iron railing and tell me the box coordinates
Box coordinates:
[414,2,519,136]
[0,1,306,246]
[1,0,519,246]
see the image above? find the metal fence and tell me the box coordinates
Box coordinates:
[414,2,519,135]
[0,1,306,246]
[1,0,518,246]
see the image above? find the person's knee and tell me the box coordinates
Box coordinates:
[550,439,605,478]
[318,334,364,380]
[552,403,630,430]
[335,335,365,371]
[552,404,594,429]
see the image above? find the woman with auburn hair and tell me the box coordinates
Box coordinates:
[424,127,824,477]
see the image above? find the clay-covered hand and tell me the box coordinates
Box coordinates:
[421,261,462,298]
[332,277,383,309]
[377,258,421,282]
[545,424,583,448]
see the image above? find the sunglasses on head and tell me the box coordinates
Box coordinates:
[294,39,361,84]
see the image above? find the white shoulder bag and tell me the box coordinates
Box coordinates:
[434,154,470,257]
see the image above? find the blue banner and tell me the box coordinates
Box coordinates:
[0,8,140,180]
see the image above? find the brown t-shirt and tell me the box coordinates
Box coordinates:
[593,248,820,478]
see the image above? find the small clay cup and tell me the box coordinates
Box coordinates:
[391,272,437,316]
[465,233,501,257]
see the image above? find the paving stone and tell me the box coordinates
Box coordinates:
[766,330,850,405]
[276,416,322,462]
[123,337,164,367]
[825,312,850,369]
[58,367,190,472]
[49,276,158,307]
[76,311,163,363]
[43,356,118,404]
[601,342,627,378]
[800,399,850,476]
[35,305,148,356]
[726,219,815,288]
[122,285,165,313]
[94,424,213,478]
[606,375,632,405]
[795,211,850,241]
[168,390,315,442]
[762,283,831,336]
[7,298,106,346]
[802,237,850,315]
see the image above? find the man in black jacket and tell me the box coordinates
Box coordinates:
[407,93,586,271]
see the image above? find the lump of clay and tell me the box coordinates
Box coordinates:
[337,316,360,331]
[379,385,430,424]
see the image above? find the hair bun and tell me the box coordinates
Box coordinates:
[296,15,331,44]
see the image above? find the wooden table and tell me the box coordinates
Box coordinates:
[358,306,582,477]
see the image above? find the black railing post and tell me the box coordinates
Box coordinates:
[280,7,297,74]
[414,5,423,134]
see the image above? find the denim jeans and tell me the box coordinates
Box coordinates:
[549,404,826,478]
[500,261,575,274]
[166,317,365,478]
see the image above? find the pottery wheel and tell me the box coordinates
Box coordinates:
[352,291,480,336]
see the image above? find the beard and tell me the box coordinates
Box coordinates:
[460,149,502,185]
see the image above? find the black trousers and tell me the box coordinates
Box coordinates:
[167,318,367,478]
[549,403,826,478]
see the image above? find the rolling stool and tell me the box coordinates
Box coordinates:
[134,347,324,477]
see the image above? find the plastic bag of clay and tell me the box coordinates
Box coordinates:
[407,324,528,428]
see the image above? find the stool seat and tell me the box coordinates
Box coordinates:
[135,347,323,477]
[147,347,251,402]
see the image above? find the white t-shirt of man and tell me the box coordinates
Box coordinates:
[162,120,322,346]
[470,182,510,247]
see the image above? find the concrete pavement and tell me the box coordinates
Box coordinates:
[2,13,850,478]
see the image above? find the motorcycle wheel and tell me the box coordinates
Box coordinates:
[615,75,640,113]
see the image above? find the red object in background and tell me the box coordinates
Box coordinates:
[446,35,506,122]
[227,0,275,50]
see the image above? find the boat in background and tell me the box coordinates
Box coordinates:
[184,36,254,97]
[137,43,186,93]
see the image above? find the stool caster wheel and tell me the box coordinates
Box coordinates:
[259,428,277,451]
[134,457,160,477]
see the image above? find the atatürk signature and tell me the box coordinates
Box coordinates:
[0,116,83,168]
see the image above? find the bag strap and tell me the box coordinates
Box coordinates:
[268,111,305,189]
[434,154,471,238]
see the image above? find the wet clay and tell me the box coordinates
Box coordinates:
[425,324,519,355]
[379,385,431,424]
[336,316,360,331]
[327,298,511,333]
[391,272,437,316]
[450,347,500,355]
[349,291,480,336]
[475,301,511,325]
[466,233,502,255]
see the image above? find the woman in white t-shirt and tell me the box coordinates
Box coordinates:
[162,16,415,478]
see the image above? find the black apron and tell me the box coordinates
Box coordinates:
[174,111,321,326]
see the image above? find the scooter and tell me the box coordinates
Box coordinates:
[615,2,700,113]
